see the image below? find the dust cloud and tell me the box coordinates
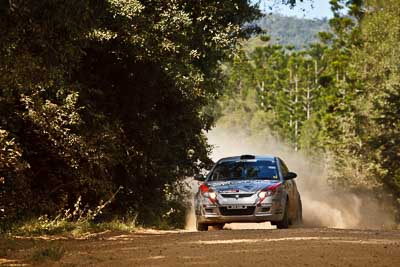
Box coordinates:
[185,125,395,230]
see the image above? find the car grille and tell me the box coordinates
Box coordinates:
[219,206,256,216]
[220,193,254,198]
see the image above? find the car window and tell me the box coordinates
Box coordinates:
[209,160,278,181]
[280,159,289,177]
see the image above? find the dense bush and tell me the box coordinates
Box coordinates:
[0,0,259,230]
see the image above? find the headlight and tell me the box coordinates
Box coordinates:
[257,183,282,205]
[258,191,267,199]
[258,190,272,199]
[208,191,217,200]
[199,183,217,204]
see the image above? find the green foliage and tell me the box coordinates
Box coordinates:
[8,187,131,236]
[12,217,137,237]
[219,38,338,153]
[15,217,76,236]
[353,0,400,218]
[0,0,260,229]
[217,0,400,205]
[217,0,400,221]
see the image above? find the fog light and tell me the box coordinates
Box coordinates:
[261,207,270,213]
[205,208,215,213]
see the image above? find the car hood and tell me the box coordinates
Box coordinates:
[207,180,279,194]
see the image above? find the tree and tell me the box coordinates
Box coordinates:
[354,0,400,219]
[0,0,260,228]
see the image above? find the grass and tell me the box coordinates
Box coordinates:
[12,218,75,236]
[78,220,137,233]
[0,214,137,265]
[3,189,145,237]
[10,218,137,237]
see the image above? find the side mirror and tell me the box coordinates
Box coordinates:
[284,172,297,180]
[194,174,206,181]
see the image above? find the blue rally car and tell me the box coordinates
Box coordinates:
[194,155,302,231]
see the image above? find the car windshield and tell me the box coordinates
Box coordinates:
[209,160,278,181]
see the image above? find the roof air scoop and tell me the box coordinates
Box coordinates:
[240,155,255,160]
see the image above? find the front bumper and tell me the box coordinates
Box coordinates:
[196,203,284,224]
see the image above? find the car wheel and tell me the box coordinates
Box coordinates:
[212,224,224,230]
[295,196,303,226]
[276,200,290,229]
[196,219,208,231]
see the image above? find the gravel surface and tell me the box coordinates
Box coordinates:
[1,228,400,266]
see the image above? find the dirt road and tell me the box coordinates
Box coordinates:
[1,227,400,266]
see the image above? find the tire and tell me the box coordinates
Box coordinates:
[295,196,303,226]
[196,219,208,231]
[212,223,224,230]
[276,200,290,229]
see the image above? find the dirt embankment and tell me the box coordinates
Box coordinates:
[1,228,400,266]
